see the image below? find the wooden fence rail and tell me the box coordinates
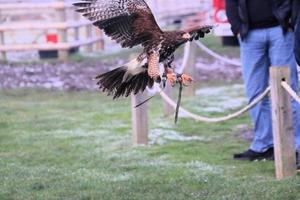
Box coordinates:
[0,21,91,31]
[0,0,104,61]
[0,2,73,10]
[0,37,103,51]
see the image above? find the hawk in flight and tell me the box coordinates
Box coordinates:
[74,0,212,99]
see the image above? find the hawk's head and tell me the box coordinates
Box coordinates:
[181,32,191,40]
[170,31,192,46]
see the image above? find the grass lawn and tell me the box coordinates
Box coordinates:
[199,35,240,58]
[1,85,300,200]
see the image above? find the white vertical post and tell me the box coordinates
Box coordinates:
[270,67,296,179]
[57,0,68,61]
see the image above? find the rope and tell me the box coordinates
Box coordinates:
[281,82,300,105]
[177,42,191,74]
[146,41,271,123]
[195,41,241,67]
[159,86,271,123]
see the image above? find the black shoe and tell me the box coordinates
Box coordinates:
[233,147,274,161]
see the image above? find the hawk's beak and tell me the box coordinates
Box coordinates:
[182,33,191,39]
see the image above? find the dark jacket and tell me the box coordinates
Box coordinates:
[292,0,300,26]
[225,0,293,38]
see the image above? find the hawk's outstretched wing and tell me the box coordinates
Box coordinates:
[73,0,163,48]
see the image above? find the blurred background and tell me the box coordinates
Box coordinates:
[0,0,241,90]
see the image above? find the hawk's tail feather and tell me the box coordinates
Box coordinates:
[96,66,155,99]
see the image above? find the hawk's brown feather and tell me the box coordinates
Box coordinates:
[74,0,162,48]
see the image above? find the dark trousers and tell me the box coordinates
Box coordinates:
[295,16,300,65]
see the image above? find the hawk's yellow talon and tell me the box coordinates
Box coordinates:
[181,74,193,86]
[167,73,177,86]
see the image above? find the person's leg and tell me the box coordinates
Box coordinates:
[296,15,300,170]
[295,16,300,66]
[239,29,273,153]
[268,26,300,151]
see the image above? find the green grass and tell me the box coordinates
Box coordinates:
[0,87,300,200]
[200,35,240,58]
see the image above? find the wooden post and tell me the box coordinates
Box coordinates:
[85,25,93,52]
[163,84,173,117]
[57,0,68,61]
[131,92,148,145]
[184,42,196,95]
[95,29,104,51]
[0,10,6,61]
[270,67,296,179]
[0,31,6,61]
[73,12,80,42]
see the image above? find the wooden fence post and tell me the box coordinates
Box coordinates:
[73,12,80,42]
[95,29,104,51]
[85,25,93,52]
[0,9,5,61]
[131,92,148,145]
[0,31,6,61]
[270,67,296,179]
[57,0,68,61]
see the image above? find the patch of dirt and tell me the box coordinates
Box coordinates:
[0,58,242,91]
[195,59,242,82]
[0,60,119,91]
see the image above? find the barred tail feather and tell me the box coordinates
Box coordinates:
[96,65,155,99]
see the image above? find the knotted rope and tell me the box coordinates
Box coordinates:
[281,82,300,105]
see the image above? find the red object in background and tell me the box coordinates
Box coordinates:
[46,34,58,43]
[213,0,228,23]
[213,0,225,9]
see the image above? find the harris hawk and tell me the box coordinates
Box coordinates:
[73,0,213,99]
